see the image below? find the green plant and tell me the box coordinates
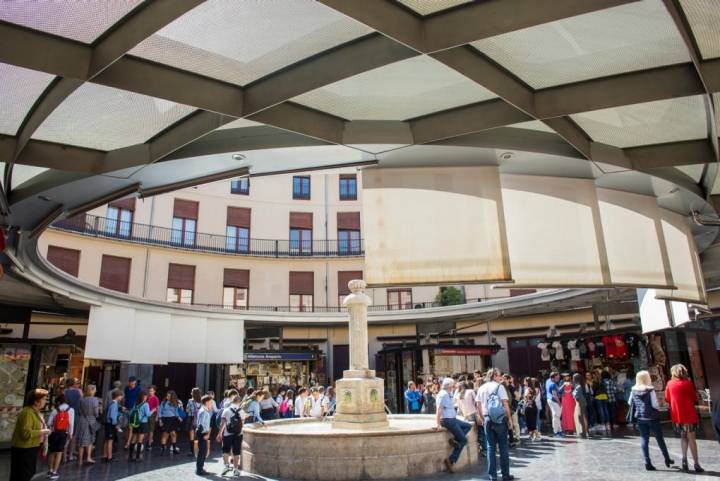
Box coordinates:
[435,286,463,306]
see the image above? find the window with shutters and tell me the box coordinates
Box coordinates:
[47,245,80,277]
[226,207,250,253]
[223,269,249,309]
[292,176,310,200]
[105,197,135,238]
[99,255,131,293]
[387,288,412,310]
[338,230,361,254]
[337,271,362,306]
[106,206,133,237]
[171,199,198,246]
[230,177,249,195]
[337,212,361,254]
[167,288,193,304]
[289,272,313,312]
[289,212,312,254]
[167,263,195,304]
[339,174,357,201]
[223,287,248,309]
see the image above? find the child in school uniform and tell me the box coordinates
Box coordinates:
[195,395,215,476]
[47,395,74,480]
[102,389,123,462]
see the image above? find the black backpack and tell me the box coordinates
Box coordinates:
[227,407,242,434]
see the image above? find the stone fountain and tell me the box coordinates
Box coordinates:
[241,280,478,480]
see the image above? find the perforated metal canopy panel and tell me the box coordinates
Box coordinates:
[292,55,497,121]
[508,121,556,134]
[12,165,48,190]
[680,0,720,59]
[675,164,705,183]
[570,95,708,148]
[128,0,373,87]
[216,118,262,130]
[714,94,720,137]
[396,0,472,16]
[32,84,196,151]
[472,0,690,89]
[0,63,54,136]
[0,0,142,44]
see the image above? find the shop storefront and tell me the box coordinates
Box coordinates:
[376,344,497,413]
[0,337,85,449]
[225,350,325,391]
[0,344,31,448]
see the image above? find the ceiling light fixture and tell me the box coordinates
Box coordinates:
[232,153,246,161]
[500,152,514,160]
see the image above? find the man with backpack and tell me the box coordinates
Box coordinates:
[434,377,472,473]
[477,368,514,481]
[216,395,243,477]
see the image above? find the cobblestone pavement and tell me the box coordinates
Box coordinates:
[1,426,718,481]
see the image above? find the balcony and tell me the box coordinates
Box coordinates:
[51,214,364,258]
[190,299,486,313]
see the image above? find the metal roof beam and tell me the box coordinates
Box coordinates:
[625,139,716,169]
[422,0,639,53]
[243,34,419,114]
[410,100,530,144]
[535,63,705,118]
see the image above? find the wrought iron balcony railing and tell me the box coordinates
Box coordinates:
[51,213,364,258]
[172,299,486,313]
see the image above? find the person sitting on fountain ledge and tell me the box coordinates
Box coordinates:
[435,377,472,473]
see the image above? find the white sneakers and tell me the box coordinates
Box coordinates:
[221,464,242,477]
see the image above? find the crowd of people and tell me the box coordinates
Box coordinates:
[8,363,707,481]
[9,376,338,480]
[406,363,706,479]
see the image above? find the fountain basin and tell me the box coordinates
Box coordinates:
[242,415,479,480]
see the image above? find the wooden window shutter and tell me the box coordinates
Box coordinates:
[99,255,131,293]
[167,263,196,290]
[109,197,136,211]
[173,199,199,219]
[338,271,363,296]
[224,268,249,288]
[510,289,536,297]
[289,271,314,295]
[337,212,360,230]
[47,245,80,277]
[289,212,313,229]
[227,207,251,228]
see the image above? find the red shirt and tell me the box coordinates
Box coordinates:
[664,378,698,424]
[147,394,160,413]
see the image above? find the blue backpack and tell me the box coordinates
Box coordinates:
[487,383,507,424]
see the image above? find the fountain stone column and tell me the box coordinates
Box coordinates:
[333,279,389,430]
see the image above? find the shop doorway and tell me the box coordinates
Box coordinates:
[153,363,197,401]
[332,345,349,383]
[507,337,548,379]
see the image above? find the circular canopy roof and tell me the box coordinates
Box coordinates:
[0,0,719,237]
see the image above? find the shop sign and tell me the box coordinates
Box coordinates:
[244,352,317,361]
[435,346,493,356]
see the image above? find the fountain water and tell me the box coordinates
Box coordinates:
[241,280,478,480]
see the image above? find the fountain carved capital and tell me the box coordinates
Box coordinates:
[343,279,372,308]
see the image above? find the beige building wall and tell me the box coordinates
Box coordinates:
[41,170,532,309]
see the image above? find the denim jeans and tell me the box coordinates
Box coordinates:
[637,420,670,465]
[607,400,617,425]
[484,419,510,480]
[594,399,609,425]
[586,401,595,427]
[441,418,472,464]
